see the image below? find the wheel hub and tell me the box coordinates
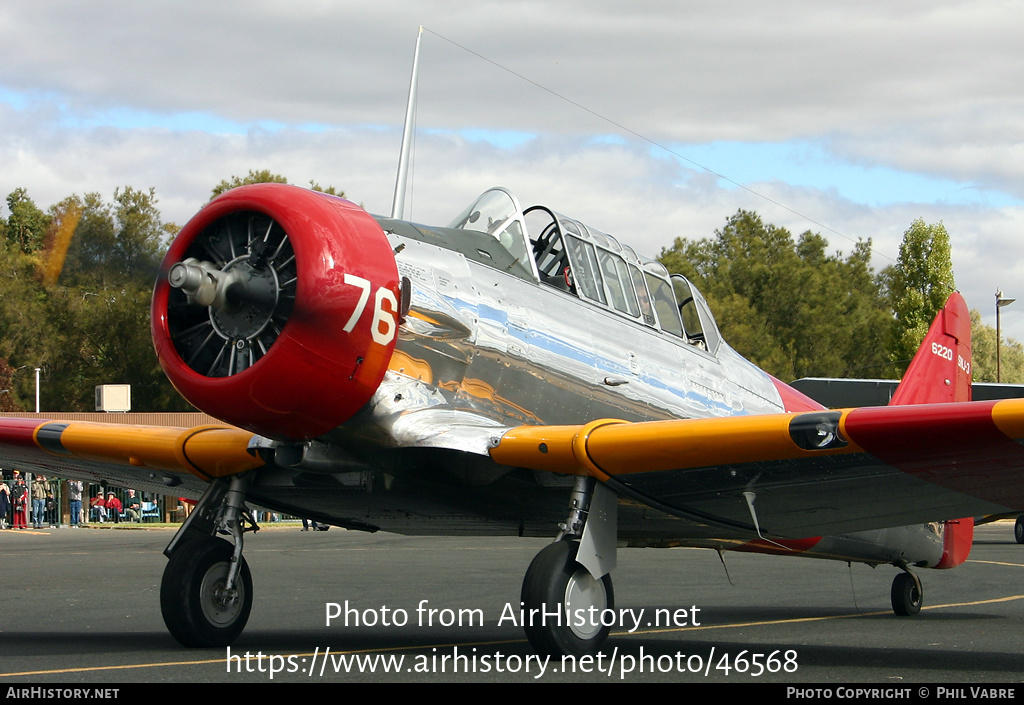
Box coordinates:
[200,561,245,627]
[564,567,607,640]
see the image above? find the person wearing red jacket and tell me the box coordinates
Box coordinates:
[105,492,123,524]
[10,472,27,529]
[90,491,107,523]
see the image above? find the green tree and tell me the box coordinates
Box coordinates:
[0,186,188,412]
[0,241,47,373]
[5,188,48,253]
[111,186,164,282]
[59,188,165,288]
[0,357,24,411]
[660,210,892,380]
[60,192,117,286]
[210,171,346,200]
[37,197,83,288]
[886,218,955,372]
[39,286,192,412]
[969,309,1024,384]
[309,181,345,198]
[210,169,289,200]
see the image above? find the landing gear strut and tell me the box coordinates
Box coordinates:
[521,477,618,656]
[160,474,258,647]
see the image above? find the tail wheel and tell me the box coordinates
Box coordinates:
[160,537,253,647]
[521,540,614,657]
[890,571,922,616]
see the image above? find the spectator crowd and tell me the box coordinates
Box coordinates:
[0,469,163,528]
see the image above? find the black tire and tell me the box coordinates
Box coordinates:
[160,537,253,647]
[1015,516,1024,545]
[521,540,614,657]
[890,572,922,616]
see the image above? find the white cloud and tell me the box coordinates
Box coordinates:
[3,0,1024,335]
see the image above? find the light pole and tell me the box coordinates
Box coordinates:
[996,290,1015,383]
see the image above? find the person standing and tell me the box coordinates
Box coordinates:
[11,471,27,529]
[0,475,10,530]
[31,475,47,529]
[68,480,83,528]
[44,489,57,528]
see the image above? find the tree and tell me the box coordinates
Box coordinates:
[0,239,48,385]
[0,177,354,412]
[210,169,289,200]
[969,309,1024,383]
[660,210,892,380]
[111,186,164,282]
[210,171,346,200]
[60,193,117,286]
[5,188,48,253]
[309,181,345,198]
[886,218,955,372]
[57,188,165,288]
[0,186,187,411]
[0,357,23,412]
[37,197,83,288]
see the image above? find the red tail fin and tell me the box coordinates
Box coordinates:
[889,291,972,406]
[891,292,975,568]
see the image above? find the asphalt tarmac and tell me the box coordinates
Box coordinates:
[1,520,1022,684]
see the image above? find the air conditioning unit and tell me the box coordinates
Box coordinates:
[95,385,131,412]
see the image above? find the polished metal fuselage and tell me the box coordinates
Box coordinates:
[248,218,947,568]
[351,224,785,456]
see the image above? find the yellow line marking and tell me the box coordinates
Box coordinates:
[0,639,525,678]
[2,658,226,677]
[618,593,1024,638]
[4,594,1024,678]
[968,559,1024,568]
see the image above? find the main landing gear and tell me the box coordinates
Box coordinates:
[1014,515,1024,545]
[890,567,923,617]
[160,475,258,647]
[521,477,618,657]
[522,540,614,657]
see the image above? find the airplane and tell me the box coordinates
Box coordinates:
[2,181,1024,659]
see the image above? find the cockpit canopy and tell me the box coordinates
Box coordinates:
[448,188,722,354]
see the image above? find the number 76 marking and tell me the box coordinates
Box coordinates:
[343,273,398,345]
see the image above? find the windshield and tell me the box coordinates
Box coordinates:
[449,188,535,278]
[449,189,517,233]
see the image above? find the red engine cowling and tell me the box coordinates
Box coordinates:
[152,183,399,441]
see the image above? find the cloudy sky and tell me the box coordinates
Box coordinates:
[3,1,1024,337]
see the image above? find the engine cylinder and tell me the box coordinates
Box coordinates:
[152,183,399,440]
